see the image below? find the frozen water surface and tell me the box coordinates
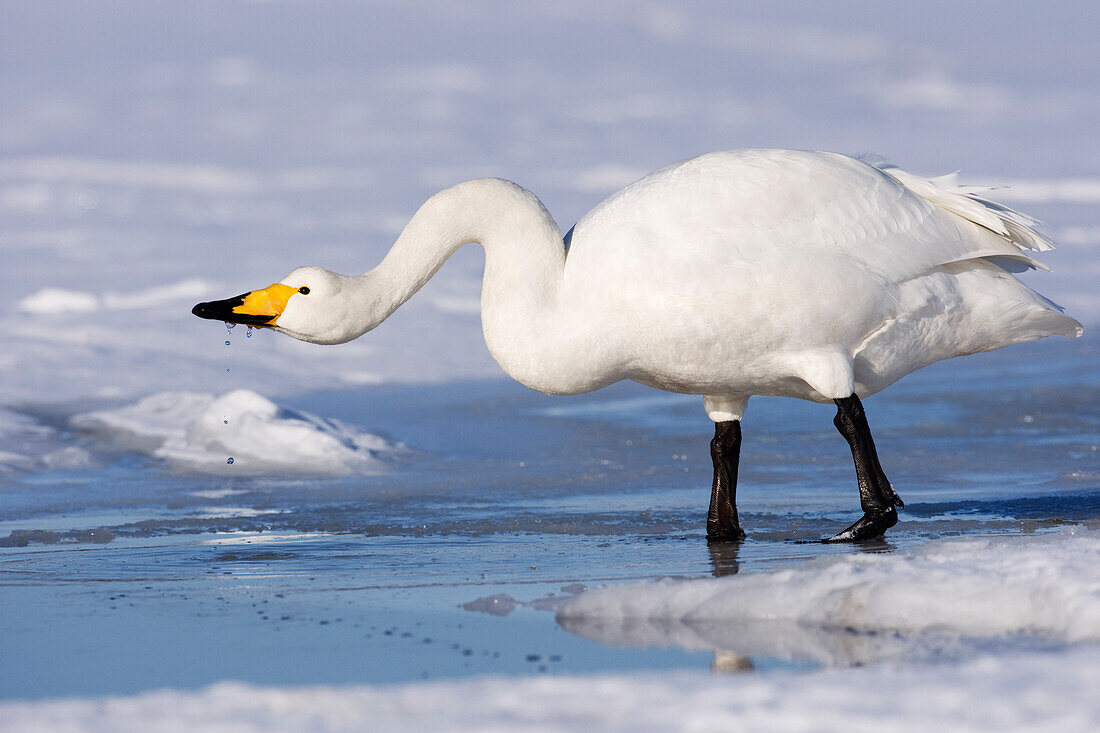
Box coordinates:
[2,338,1099,705]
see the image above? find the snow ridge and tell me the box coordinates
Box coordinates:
[72,390,404,475]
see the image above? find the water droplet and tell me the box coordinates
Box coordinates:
[246,327,253,339]
[226,368,231,373]
[223,419,228,425]
[224,340,231,346]
[226,457,235,465]
[225,323,235,333]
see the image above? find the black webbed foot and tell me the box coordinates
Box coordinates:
[823,506,898,543]
[888,488,905,510]
[706,525,747,543]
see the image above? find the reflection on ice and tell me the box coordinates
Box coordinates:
[559,615,925,669]
[705,541,742,577]
[558,528,1100,666]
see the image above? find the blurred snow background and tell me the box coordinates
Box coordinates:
[2,0,1098,409]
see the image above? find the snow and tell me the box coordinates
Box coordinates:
[1,0,1097,412]
[8,530,1096,730]
[559,528,1100,664]
[17,279,215,315]
[72,390,403,475]
[0,157,264,195]
[977,179,1100,205]
[0,407,93,474]
[2,646,1098,733]
[16,288,100,315]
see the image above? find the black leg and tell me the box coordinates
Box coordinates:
[825,395,904,542]
[707,420,745,541]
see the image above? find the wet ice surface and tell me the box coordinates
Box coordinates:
[1,338,1098,700]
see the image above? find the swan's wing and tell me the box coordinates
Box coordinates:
[567,149,1049,284]
[878,166,1053,253]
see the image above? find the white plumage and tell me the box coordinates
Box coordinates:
[268,149,1077,414]
[543,151,1080,419]
[195,148,1081,541]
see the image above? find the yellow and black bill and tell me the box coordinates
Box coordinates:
[191,283,296,327]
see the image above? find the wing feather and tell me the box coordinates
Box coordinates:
[566,150,1057,288]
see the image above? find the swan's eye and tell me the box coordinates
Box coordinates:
[298,286,310,295]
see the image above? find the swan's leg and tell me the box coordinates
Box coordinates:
[707,420,745,541]
[825,394,904,542]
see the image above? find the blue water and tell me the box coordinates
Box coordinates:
[1,337,1098,699]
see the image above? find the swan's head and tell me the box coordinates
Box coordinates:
[192,266,388,345]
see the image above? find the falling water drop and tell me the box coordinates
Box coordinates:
[224,340,231,346]
[246,327,253,339]
[223,419,228,425]
[226,368,230,373]
[225,322,235,333]
[226,457,235,465]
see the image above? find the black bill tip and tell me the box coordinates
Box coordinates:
[191,301,218,319]
[191,295,277,326]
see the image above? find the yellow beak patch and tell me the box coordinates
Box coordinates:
[191,283,297,327]
[234,283,297,323]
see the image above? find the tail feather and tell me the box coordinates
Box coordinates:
[878,166,1055,253]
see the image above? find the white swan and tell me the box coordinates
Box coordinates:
[193,149,1081,542]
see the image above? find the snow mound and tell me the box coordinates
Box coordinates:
[2,646,1098,733]
[72,390,404,475]
[0,407,93,474]
[559,529,1100,650]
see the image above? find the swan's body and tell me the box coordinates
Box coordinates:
[194,149,1081,541]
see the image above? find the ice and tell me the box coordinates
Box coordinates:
[72,390,404,475]
[461,586,587,617]
[2,645,1098,733]
[559,528,1100,665]
[460,593,520,617]
[0,407,93,473]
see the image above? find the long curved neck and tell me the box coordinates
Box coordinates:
[371,178,564,316]
[364,178,580,390]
